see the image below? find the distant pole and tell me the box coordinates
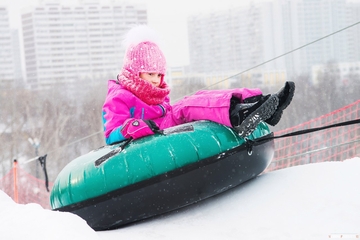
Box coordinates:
[13,159,18,203]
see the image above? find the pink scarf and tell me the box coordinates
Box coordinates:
[117,70,170,105]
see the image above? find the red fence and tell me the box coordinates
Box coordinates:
[0,161,53,209]
[0,100,359,208]
[267,99,360,171]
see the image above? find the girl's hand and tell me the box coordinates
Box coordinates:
[121,118,160,139]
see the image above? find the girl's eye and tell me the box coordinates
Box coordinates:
[158,74,161,77]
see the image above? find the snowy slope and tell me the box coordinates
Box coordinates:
[1,158,359,240]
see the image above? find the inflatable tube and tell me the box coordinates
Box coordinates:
[50,121,274,230]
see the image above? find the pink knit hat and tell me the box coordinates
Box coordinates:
[121,26,166,78]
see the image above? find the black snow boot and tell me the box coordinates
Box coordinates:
[265,81,295,126]
[230,94,279,138]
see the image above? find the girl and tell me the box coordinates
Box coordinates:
[102,26,294,145]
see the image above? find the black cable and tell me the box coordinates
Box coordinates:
[253,118,360,144]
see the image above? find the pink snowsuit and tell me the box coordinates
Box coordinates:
[102,79,262,145]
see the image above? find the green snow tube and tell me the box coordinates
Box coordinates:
[50,121,274,230]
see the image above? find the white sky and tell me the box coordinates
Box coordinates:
[2,0,268,67]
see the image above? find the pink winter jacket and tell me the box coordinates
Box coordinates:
[102,80,170,144]
[102,80,262,144]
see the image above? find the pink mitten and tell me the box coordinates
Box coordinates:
[121,118,159,139]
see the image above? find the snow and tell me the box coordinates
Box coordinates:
[1,158,360,240]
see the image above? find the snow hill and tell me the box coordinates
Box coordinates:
[1,158,359,240]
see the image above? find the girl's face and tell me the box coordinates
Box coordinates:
[139,72,162,87]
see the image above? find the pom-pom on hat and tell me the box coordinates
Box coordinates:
[121,25,166,78]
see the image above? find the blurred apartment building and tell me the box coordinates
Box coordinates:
[21,1,147,90]
[187,0,360,86]
[0,7,23,89]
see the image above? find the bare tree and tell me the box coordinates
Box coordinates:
[0,80,107,182]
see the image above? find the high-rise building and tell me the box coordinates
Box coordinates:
[21,1,147,90]
[281,0,355,75]
[188,3,286,75]
[0,7,23,88]
[187,0,360,80]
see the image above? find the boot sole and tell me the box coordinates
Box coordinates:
[266,81,295,126]
[277,81,295,112]
[234,95,279,138]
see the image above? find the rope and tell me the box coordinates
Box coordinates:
[23,131,101,164]
[243,118,360,156]
[255,118,360,144]
[272,138,360,163]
